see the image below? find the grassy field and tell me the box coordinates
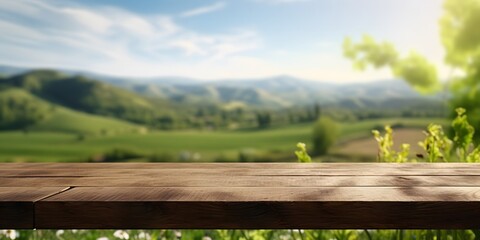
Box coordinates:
[0,117,447,162]
[30,106,146,135]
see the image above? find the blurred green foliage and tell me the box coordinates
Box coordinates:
[312,117,338,156]
[392,52,440,94]
[343,36,439,94]
[344,0,480,141]
[343,35,398,70]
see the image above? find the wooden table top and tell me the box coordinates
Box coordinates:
[2,162,480,229]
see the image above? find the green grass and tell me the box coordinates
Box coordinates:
[0,126,310,162]
[0,117,443,162]
[30,106,145,135]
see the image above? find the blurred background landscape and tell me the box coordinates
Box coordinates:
[4,0,480,239]
[0,65,446,163]
[0,0,475,164]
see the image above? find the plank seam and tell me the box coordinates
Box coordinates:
[34,187,73,202]
[32,187,73,229]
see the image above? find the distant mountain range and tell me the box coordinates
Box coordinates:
[0,65,443,110]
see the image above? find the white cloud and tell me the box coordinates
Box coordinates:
[62,8,112,33]
[0,0,445,82]
[169,39,207,56]
[180,2,226,18]
[0,0,260,78]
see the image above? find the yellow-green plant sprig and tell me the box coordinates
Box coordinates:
[295,142,312,163]
[372,108,480,163]
[372,126,411,163]
[419,124,452,162]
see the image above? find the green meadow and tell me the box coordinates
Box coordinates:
[0,117,445,163]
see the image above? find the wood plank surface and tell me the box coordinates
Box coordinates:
[2,162,480,169]
[4,168,480,177]
[0,187,69,228]
[0,175,478,187]
[2,163,480,229]
[38,186,480,202]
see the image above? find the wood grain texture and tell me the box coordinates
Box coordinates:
[0,175,478,187]
[2,162,480,169]
[39,186,480,202]
[2,163,480,229]
[0,187,68,228]
[4,168,480,177]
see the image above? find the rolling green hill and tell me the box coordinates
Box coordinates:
[0,67,448,134]
[0,66,446,111]
[0,87,146,134]
[30,106,146,135]
[0,87,53,129]
[1,70,180,125]
[165,85,290,108]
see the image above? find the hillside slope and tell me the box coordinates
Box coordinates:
[0,87,53,129]
[0,87,145,134]
[1,70,178,124]
[30,106,146,135]
[105,75,442,108]
[0,65,443,110]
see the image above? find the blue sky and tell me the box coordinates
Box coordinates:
[0,0,446,82]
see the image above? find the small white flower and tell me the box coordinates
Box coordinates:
[97,237,109,240]
[114,230,129,240]
[137,232,151,240]
[4,230,18,240]
[71,229,79,233]
[202,236,212,240]
[56,230,65,237]
[174,230,182,238]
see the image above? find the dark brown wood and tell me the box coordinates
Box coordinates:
[36,186,480,229]
[0,187,68,228]
[36,201,480,229]
[2,163,480,229]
